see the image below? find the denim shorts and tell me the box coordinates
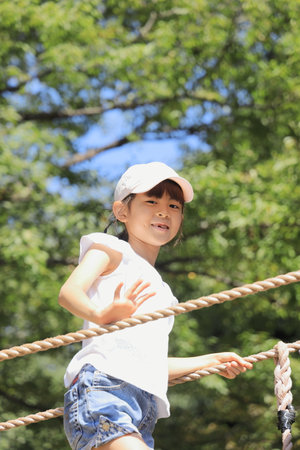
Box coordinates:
[64,364,157,449]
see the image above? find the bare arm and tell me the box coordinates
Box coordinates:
[168,353,253,380]
[58,245,113,323]
[58,244,155,325]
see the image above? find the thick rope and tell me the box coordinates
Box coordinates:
[274,341,296,450]
[169,340,300,385]
[0,270,299,362]
[1,340,300,432]
[0,408,64,431]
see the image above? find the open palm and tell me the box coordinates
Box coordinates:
[109,279,156,322]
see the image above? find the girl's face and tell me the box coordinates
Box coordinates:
[123,191,183,248]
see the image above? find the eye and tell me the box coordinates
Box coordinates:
[170,203,181,210]
[146,200,156,205]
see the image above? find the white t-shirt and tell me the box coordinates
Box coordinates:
[64,233,178,419]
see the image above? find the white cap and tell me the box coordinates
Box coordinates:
[114,162,194,203]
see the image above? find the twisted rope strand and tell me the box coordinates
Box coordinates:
[1,340,300,432]
[0,270,299,362]
[169,340,300,385]
[274,342,296,450]
[0,408,64,431]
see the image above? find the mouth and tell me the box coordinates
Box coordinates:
[151,223,170,231]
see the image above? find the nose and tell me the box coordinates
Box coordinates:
[155,198,170,218]
[157,210,169,218]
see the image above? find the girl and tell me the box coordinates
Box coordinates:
[59,162,252,450]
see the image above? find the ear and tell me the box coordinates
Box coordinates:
[113,201,128,223]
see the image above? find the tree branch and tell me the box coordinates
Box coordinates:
[196,7,242,85]
[19,97,157,121]
[20,105,108,121]
[61,122,212,168]
[62,136,130,167]
[139,12,158,37]
[18,92,225,122]
[138,8,189,39]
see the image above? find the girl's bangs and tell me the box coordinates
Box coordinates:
[146,180,184,205]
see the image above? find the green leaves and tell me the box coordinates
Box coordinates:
[1,0,300,448]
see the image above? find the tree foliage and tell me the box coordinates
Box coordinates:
[0,0,300,448]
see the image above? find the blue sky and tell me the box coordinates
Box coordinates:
[48,109,204,200]
[48,124,191,201]
[73,110,204,182]
[79,137,185,180]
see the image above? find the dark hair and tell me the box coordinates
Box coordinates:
[146,179,185,207]
[105,179,184,242]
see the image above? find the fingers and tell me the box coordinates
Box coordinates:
[113,282,124,300]
[131,280,151,298]
[222,353,253,370]
[125,279,153,301]
[232,358,253,370]
[135,291,156,307]
[220,360,252,379]
[219,370,234,379]
[216,352,253,379]
[227,362,244,376]
[218,363,239,379]
[113,279,155,307]
[232,360,253,371]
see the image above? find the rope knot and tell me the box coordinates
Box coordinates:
[277,404,296,433]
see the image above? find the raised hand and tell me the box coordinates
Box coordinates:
[114,279,155,307]
[94,279,156,324]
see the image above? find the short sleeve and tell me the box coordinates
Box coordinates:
[78,233,128,263]
[163,282,178,307]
